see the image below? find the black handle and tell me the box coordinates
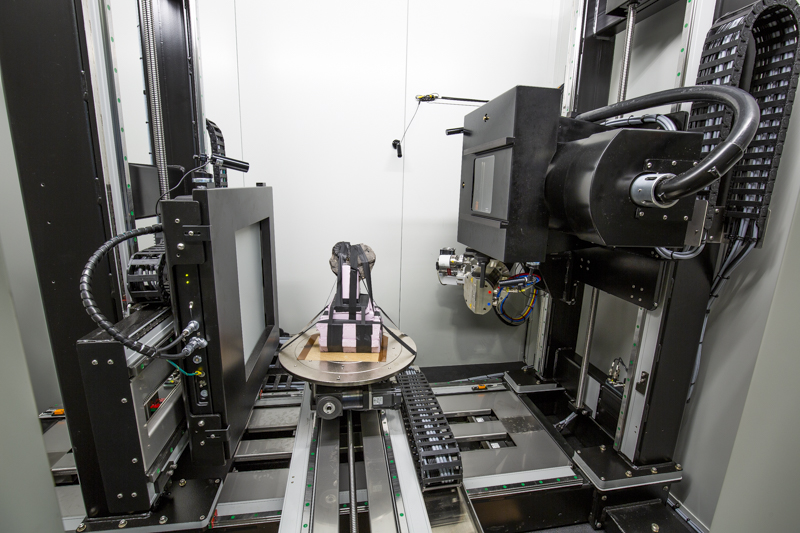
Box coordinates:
[213,154,250,173]
[446,127,471,136]
[392,139,402,158]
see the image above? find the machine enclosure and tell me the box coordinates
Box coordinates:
[457,85,703,261]
[457,86,562,263]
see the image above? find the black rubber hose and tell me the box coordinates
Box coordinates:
[576,86,760,203]
[80,224,163,357]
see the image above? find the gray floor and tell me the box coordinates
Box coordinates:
[540,525,600,532]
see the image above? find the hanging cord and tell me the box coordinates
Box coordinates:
[154,162,208,216]
[79,224,203,362]
[686,219,757,402]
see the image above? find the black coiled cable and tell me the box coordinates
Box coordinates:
[79,224,163,357]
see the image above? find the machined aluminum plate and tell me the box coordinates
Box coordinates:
[279,326,416,386]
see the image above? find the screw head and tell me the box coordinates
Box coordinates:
[132,458,137,463]
[200,515,206,521]
[131,492,137,498]
[107,359,114,365]
[193,355,202,364]
[177,243,185,250]
[675,463,682,471]
[483,114,490,122]
[652,523,660,532]
[646,162,653,169]
[91,360,98,365]
[77,523,87,532]
[159,516,168,525]
[662,215,668,220]
[625,470,633,478]
[121,398,128,404]
[600,476,605,481]
[600,444,606,452]
[663,486,670,491]
[215,478,220,484]
[179,478,187,487]
[596,522,602,528]
[117,493,123,499]
[651,467,658,474]
[671,161,677,166]
[200,440,205,446]
[198,420,205,427]
[188,230,194,236]
[601,495,607,501]
[118,520,127,528]
[639,211,645,217]
[175,218,181,224]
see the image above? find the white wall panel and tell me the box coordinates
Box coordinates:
[196,0,246,187]
[232,1,407,333]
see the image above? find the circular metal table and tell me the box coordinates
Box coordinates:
[278,326,416,386]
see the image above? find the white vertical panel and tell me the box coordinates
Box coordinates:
[233,1,407,333]
[196,0,246,187]
[109,0,152,165]
[399,0,562,365]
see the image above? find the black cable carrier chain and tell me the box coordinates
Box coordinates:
[397,369,463,490]
[688,0,800,245]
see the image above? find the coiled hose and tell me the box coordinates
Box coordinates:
[80,224,163,357]
[577,86,760,203]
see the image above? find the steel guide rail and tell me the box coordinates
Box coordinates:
[396,369,463,490]
[688,0,800,243]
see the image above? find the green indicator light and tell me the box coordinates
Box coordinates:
[633,343,637,347]
[127,183,130,188]
[114,68,117,73]
[111,37,114,42]
[304,525,308,529]
[396,493,401,497]
[124,156,127,161]
[312,439,316,442]
[399,513,404,517]
[556,478,561,482]
[484,488,489,491]
[170,447,173,453]
[156,468,160,475]
[311,452,315,456]
[393,475,397,479]
[231,516,235,520]
[502,485,507,489]
[117,98,121,103]
[140,363,145,369]
[343,504,347,508]
[538,480,543,484]
[120,127,124,132]
[309,467,314,471]
[107,4,110,9]
[307,484,311,488]
[253,514,258,518]
[681,48,685,53]
[677,72,681,77]
[390,460,394,464]
[130,210,134,216]
[365,502,368,506]
[387,446,391,450]
[573,476,578,479]
[305,503,309,507]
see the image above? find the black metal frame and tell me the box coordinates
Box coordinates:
[0,0,124,519]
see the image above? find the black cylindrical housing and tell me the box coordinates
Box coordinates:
[545,127,702,247]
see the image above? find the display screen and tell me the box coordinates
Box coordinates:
[235,222,266,367]
[472,154,495,214]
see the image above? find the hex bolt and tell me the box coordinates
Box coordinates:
[177,243,185,250]
[625,470,633,478]
[179,479,187,487]
[118,520,127,529]
[91,360,98,366]
[121,398,128,404]
[159,516,168,525]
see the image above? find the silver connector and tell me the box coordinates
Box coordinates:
[630,173,679,209]
[181,320,200,338]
